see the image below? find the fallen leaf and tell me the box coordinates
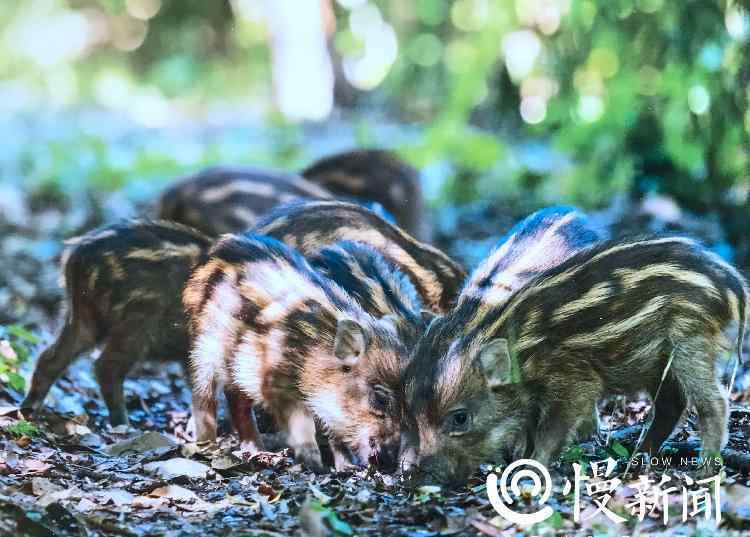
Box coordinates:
[22,458,52,474]
[144,457,210,479]
[469,518,506,537]
[65,423,92,436]
[150,485,199,502]
[256,494,276,521]
[0,405,20,417]
[39,486,83,507]
[132,496,167,509]
[2,449,19,470]
[211,454,241,471]
[15,436,32,448]
[75,498,98,512]
[257,482,277,498]
[107,431,176,456]
[31,477,62,497]
[98,488,135,506]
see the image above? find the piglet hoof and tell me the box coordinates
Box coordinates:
[294,443,325,473]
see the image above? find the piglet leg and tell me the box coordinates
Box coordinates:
[225,387,264,454]
[532,374,603,466]
[282,404,324,472]
[94,339,138,427]
[192,380,219,447]
[22,318,94,415]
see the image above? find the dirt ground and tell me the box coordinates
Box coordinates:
[2,188,750,536]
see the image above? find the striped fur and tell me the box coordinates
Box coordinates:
[301,149,428,240]
[22,220,211,426]
[459,206,602,307]
[185,235,409,470]
[253,200,466,313]
[157,166,333,236]
[309,241,423,339]
[402,236,749,485]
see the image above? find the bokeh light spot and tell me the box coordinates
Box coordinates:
[688,85,710,115]
[126,0,161,21]
[725,6,748,40]
[445,40,478,73]
[578,94,604,122]
[451,0,489,32]
[111,16,148,52]
[337,0,368,8]
[502,30,542,81]
[589,48,619,78]
[520,96,547,124]
[407,33,443,67]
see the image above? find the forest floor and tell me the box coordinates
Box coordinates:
[2,135,750,535]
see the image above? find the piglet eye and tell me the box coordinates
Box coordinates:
[341,365,352,373]
[370,386,391,415]
[447,409,472,434]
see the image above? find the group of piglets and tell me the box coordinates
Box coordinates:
[21,148,749,487]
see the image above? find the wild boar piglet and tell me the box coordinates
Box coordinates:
[184,235,411,471]
[254,200,466,313]
[157,166,332,236]
[22,220,211,426]
[300,149,428,241]
[401,236,747,486]
[457,205,604,437]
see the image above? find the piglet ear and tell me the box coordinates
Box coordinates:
[477,338,516,388]
[334,318,367,363]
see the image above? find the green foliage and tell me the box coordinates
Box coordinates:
[0,324,39,393]
[608,441,630,459]
[2,420,41,438]
[0,0,747,215]
[307,501,354,535]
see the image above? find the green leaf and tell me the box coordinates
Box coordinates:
[610,441,629,458]
[325,511,353,536]
[560,445,585,462]
[548,511,564,529]
[3,420,40,437]
[11,342,29,362]
[7,372,25,392]
[7,325,39,344]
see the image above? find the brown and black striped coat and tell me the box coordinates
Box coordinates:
[157,166,332,236]
[402,236,748,485]
[253,200,466,313]
[22,220,211,426]
[184,235,412,471]
[300,149,428,240]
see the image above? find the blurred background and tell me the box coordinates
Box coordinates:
[1,0,750,324]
